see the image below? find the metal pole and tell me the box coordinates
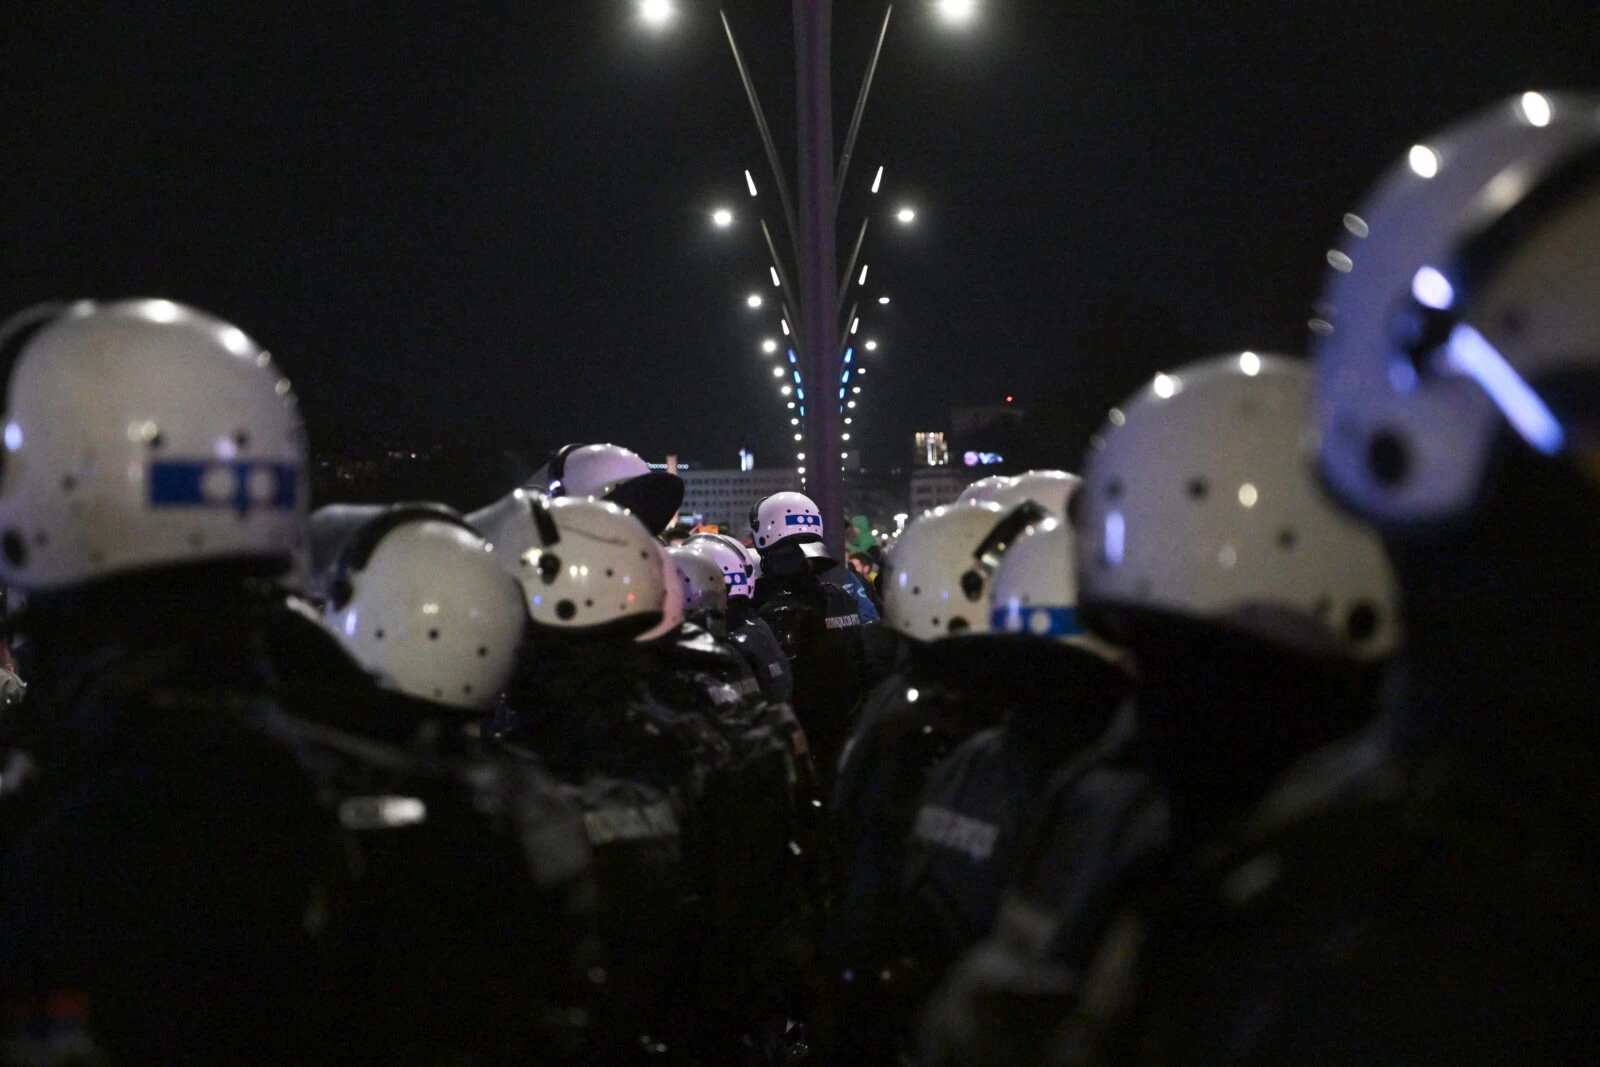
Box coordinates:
[720,9,800,252]
[835,4,894,206]
[760,218,805,354]
[837,216,870,317]
[838,299,858,358]
[793,0,844,562]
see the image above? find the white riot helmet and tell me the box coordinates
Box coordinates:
[883,500,1046,642]
[993,469,1082,518]
[468,488,542,572]
[634,548,685,643]
[0,299,308,593]
[325,507,525,711]
[532,443,684,535]
[956,475,1016,506]
[666,544,729,619]
[514,496,666,637]
[685,532,756,600]
[989,515,1119,661]
[308,503,385,604]
[1076,354,1399,659]
[750,490,829,559]
[1314,92,1600,526]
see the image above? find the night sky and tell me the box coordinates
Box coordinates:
[4,1,1597,500]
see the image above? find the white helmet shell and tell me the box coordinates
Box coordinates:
[634,548,684,643]
[666,544,728,618]
[992,469,1081,518]
[685,532,756,600]
[884,500,1043,642]
[536,443,684,535]
[514,496,666,636]
[956,475,1016,506]
[1076,354,1399,659]
[327,512,525,711]
[0,299,308,592]
[1314,92,1600,526]
[468,488,542,571]
[751,490,825,552]
[989,515,1120,661]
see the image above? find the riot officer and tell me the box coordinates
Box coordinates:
[824,498,1046,1062]
[1071,94,1600,1064]
[301,504,598,1063]
[0,300,341,1063]
[687,532,794,707]
[918,353,1399,1066]
[897,500,1130,1009]
[749,491,877,789]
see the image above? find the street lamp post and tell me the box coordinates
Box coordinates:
[793,1,845,560]
[663,1,947,559]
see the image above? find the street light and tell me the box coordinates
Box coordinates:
[772,366,785,377]
[878,295,891,305]
[896,207,916,224]
[762,338,778,353]
[747,293,764,308]
[639,0,675,28]
[865,339,878,351]
[712,207,734,227]
[935,0,977,24]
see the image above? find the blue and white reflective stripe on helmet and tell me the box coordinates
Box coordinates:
[784,513,822,527]
[992,603,1083,637]
[149,460,299,514]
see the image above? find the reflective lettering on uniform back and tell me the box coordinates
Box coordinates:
[582,801,680,846]
[339,795,428,830]
[825,613,861,630]
[912,804,999,862]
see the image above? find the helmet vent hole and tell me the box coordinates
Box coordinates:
[1367,430,1410,486]
[556,599,577,621]
[585,599,594,607]
[605,568,614,577]
[1278,528,1297,550]
[1187,477,1208,500]
[911,585,921,596]
[2,531,25,567]
[147,432,164,450]
[477,646,489,657]
[462,685,473,695]
[1346,601,1380,643]
[948,617,970,634]
[234,431,251,449]
[60,475,76,492]
[959,571,985,602]
[375,629,386,640]
[427,629,440,641]
[1105,479,1122,501]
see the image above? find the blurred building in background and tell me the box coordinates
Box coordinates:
[678,467,802,532]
